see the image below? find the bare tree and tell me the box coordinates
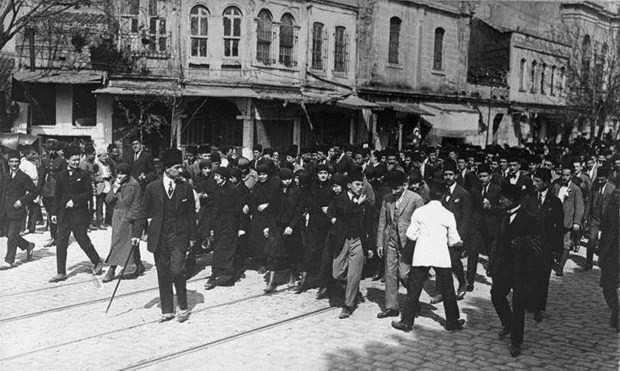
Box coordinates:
[0,0,90,50]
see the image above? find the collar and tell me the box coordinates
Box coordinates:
[347,191,356,201]
[338,153,345,162]
[540,188,548,198]
[507,205,521,215]
[163,173,174,185]
[448,183,457,194]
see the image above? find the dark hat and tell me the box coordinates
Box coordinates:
[199,159,212,170]
[214,166,230,179]
[408,168,422,183]
[263,148,274,156]
[534,168,552,183]
[429,181,447,200]
[256,164,270,175]
[279,167,294,180]
[596,166,610,178]
[346,167,364,183]
[210,152,221,163]
[237,157,250,169]
[507,155,520,164]
[229,167,243,182]
[162,148,183,169]
[7,149,20,160]
[280,161,294,171]
[296,170,311,186]
[477,164,491,174]
[116,163,132,175]
[443,160,457,173]
[501,184,522,204]
[425,146,436,154]
[560,161,574,171]
[383,147,398,157]
[316,164,330,174]
[106,143,118,152]
[527,154,540,165]
[179,169,192,180]
[386,169,407,188]
[374,163,388,178]
[186,145,198,155]
[332,173,347,187]
[64,145,81,159]
[198,144,211,154]
[253,144,263,152]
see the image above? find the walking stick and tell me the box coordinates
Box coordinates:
[105,240,137,314]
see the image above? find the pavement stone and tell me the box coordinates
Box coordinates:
[0,226,619,370]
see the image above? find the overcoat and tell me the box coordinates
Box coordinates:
[105,177,142,265]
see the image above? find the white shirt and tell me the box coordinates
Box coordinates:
[445,183,457,202]
[406,200,461,268]
[508,205,521,224]
[19,158,38,183]
[509,171,520,185]
[558,185,569,203]
[163,173,176,199]
[538,188,548,205]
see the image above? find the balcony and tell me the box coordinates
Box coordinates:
[119,32,171,59]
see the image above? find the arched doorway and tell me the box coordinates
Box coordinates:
[182,98,243,147]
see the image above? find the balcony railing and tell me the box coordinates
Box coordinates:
[119,32,171,59]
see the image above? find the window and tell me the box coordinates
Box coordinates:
[519,59,526,91]
[334,26,348,74]
[541,63,546,94]
[119,0,139,52]
[73,85,97,127]
[256,9,273,64]
[433,28,444,70]
[388,17,401,64]
[29,84,56,126]
[148,17,168,56]
[190,6,209,58]
[530,61,537,93]
[550,65,556,96]
[279,14,296,67]
[582,35,591,85]
[223,7,242,58]
[311,22,325,70]
[559,67,565,95]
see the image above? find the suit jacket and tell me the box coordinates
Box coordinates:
[471,182,502,240]
[0,169,38,221]
[376,189,424,249]
[140,178,197,253]
[552,182,585,228]
[586,181,616,227]
[333,154,355,175]
[326,192,371,257]
[127,151,156,183]
[52,168,93,225]
[575,172,592,202]
[456,169,478,193]
[522,191,564,255]
[442,184,472,241]
[502,171,532,192]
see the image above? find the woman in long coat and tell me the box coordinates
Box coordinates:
[102,163,143,282]
[248,164,277,273]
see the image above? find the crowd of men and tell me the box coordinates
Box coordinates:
[0,136,618,357]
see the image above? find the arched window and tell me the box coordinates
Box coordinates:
[433,28,445,70]
[388,17,401,64]
[530,60,537,93]
[223,7,242,58]
[279,14,295,66]
[190,6,209,57]
[541,63,547,94]
[256,9,272,63]
[582,35,592,84]
[559,66,565,95]
[550,65,556,96]
[311,22,325,70]
[334,26,348,73]
[519,59,526,91]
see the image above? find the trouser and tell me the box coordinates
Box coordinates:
[95,193,110,226]
[5,219,30,264]
[466,242,479,286]
[402,266,460,326]
[318,238,334,288]
[586,224,600,266]
[154,231,188,314]
[491,275,526,347]
[384,241,411,311]
[556,229,576,272]
[449,245,466,287]
[27,201,41,232]
[602,285,619,317]
[42,197,57,240]
[332,238,364,308]
[56,222,101,275]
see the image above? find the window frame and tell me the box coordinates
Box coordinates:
[223,6,242,59]
[519,58,526,91]
[388,17,401,65]
[256,9,273,64]
[433,28,445,71]
[278,13,297,67]
[530,60,537,93]
[311,22,325,71]
[333,26,348,75]
[190,5,209,59]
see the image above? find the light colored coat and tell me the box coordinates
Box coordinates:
[406,200,461,268]
[552,181,585,228]
[376,189,424,249]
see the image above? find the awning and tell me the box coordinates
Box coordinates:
[376,102,434,116]
[95,80,258,98]
[335,95,380,110]
[420,103,480,137]
[0,133,38,150]
[14,70,105,84]
[184,86,257,98]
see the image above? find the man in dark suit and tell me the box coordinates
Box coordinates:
[584,167,616,270]
[489,184,544,357]
[0,150,37,269]
[522,168,563,322]
[503,156,532,192]
[139,148,197,322]
[438,161,471,301]
[598,189,619,332]
[468,164,502,291]
[456,155,478,193]
[332,144,356,176]
[49,146,104,282]
[127,138,156,190]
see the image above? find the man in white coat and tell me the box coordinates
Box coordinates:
[392,182,466,332]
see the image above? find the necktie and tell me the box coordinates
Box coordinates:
[167,181,174,198]
[482,186,487,199]
[11,171,15,179]
[537,193,543,208]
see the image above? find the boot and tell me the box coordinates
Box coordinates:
[287,268,299,288]
[132,246,145,276]
[555,250,569,276]
[264,271,277,293]
[295,272,308,294]
[102,266,116,283]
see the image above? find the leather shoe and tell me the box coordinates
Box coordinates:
[339,306,354,319]
[257,266,267,275]
[316,287,328,300]
[133,263,145,277]
[456,285,467,300]
[444,319,465,331]
[582,263,593,271]
[466,284,474,292]
[44,239,56,247]
[391,320,412,332]
[264,283,277,293]
[377,309,400,319]
[0,261,14,270]
[177,310,191,323]
[93,262,104,275]
[159,313,175,323]
[26,242,35,261]
[610,312,619,332]
[430,294,443,304]
[49,274,67,283]
[509,345,521,357]
[204,280,216,290]
[498,326,511,339]
[102,270,115,283]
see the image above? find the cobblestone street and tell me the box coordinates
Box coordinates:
[0,228,618,371]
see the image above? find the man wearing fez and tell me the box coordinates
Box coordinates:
[391,181,465,333]
[140,148,197,322]
[584,167,615,270]
[522,168,563,322]
[489,184,543,357]
[50,146,104,282]
[376,169,424,319]
[127,138,156,190]
[0,150,37,269]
